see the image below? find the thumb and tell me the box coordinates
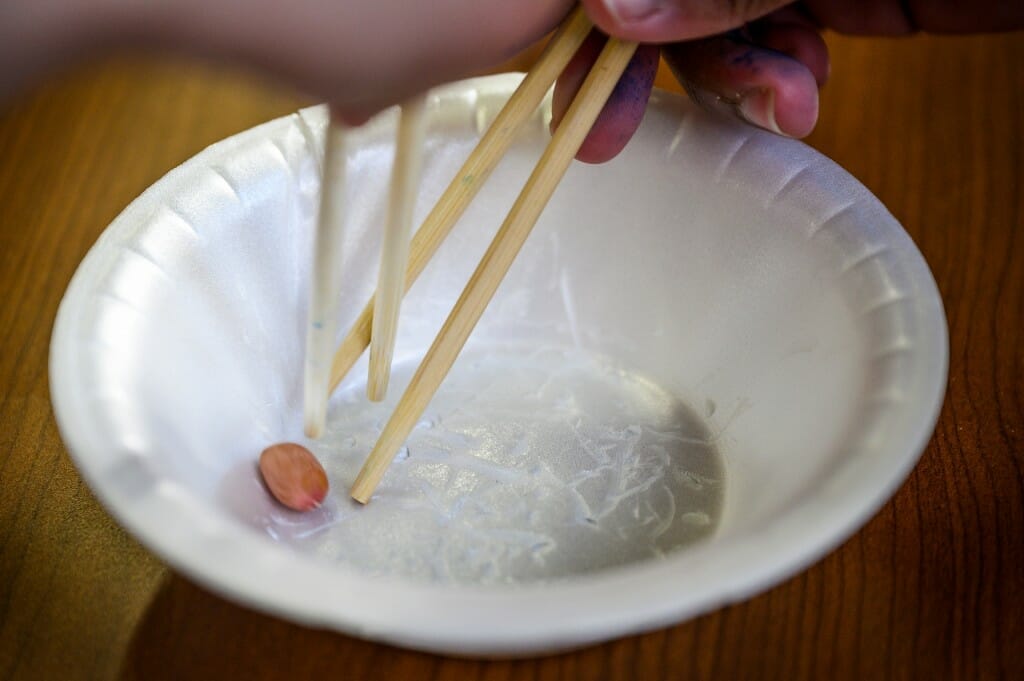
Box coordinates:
[581,0,794,42]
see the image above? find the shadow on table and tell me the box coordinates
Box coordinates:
[118,575,443,679]
[117,574,623,680]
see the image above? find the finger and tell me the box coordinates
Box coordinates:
[665,32,819,137]
[746,19,829,86]
[330,108,372,127]
[581,0,793,43]
[551,35,660,163]
[754,4,822,29]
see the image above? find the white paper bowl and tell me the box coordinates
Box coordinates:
[50,74,947,655]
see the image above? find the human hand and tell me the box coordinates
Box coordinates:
[566,0,1024,162]
[4,1,1020,164]
[0,0,574,118]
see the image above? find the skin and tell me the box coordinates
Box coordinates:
[573,0,1024,159]
[1,0,1021,161]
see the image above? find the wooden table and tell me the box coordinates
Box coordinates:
[1,30,1021,680]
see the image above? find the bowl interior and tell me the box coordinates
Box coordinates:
[51,75,946,652]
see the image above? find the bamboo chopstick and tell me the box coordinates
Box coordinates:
[327,6,593,396]
[367,95,428,402]
[351,37,639,503]
[303,121,348,438]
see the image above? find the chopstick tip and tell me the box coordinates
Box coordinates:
[304,419,324,440]
[366,370,389,402]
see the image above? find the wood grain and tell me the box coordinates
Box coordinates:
[366,94,428,402]
[1,31,1021,681]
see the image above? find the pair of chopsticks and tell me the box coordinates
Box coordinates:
[305,6,637,503]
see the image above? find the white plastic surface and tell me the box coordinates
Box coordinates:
[50,75,947,655]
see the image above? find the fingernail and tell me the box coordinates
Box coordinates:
[602,0,664,24]
[678,81,782,135]
[736,88,786,136]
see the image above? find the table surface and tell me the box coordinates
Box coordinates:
[1,30,1021,681]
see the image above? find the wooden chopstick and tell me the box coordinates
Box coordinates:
[327,6,593,396]
[367,95,428,401]
[303,121,348,438]
[351,37,639,503]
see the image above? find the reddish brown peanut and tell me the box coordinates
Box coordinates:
[258,443,329,511]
